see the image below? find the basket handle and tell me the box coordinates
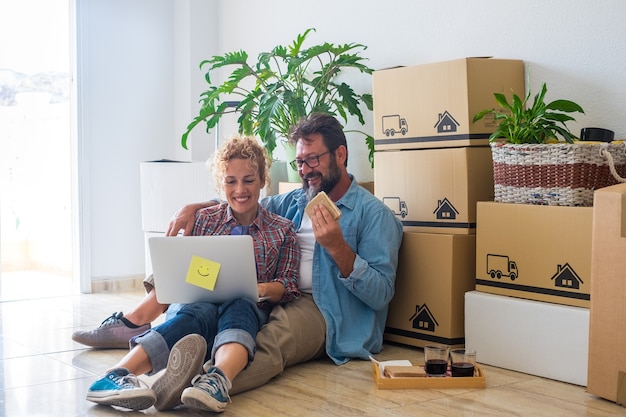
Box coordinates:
[600,145,626,183]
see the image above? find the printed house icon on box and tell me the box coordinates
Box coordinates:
[409,304,439,332]
[433,198,459,220]
[434,110,460,133]
[551,263,584,290]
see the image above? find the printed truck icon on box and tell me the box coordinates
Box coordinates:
[382,115,408,137]
[486,254,518,281]
[383,197,408,218]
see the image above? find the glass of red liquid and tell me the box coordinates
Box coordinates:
[450,348,476,377]
[424,345,449,376]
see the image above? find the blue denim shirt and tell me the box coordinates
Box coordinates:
[262,176,403,364]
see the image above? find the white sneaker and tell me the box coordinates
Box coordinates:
[151,333,207,411]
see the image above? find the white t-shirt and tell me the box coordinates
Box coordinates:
[297,213,315,294]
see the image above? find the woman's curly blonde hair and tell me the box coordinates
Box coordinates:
[210,135,272,195]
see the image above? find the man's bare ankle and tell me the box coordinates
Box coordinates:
[120,313,143,327]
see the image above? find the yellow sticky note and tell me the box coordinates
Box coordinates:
[185,255,221,291]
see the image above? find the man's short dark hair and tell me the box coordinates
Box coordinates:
[289,113,348,167]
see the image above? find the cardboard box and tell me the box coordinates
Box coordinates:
[384,232,476,348]
[359,181,374,195]
[587,183,626,404]
[374,147,494,234]
[140,161,217,233]
[465,291,589,386]
[278,182,302,194]
[373,58,525,151]
[475,202,592,308]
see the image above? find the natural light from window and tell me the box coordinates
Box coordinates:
[0,0,73,300]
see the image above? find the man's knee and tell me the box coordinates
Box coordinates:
[230,295,326,394]
[230,305,293,394]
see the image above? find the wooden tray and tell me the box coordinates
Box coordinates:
[373,363,486,389]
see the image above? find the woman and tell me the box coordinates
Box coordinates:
[85,135,300,413]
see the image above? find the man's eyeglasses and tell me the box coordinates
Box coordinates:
[289,151,330,171]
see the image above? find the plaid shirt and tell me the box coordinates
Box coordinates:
[192,202,300,311]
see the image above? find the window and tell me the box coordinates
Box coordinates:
[0,0,74,300]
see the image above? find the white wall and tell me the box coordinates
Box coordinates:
[77,0,216,285]
[80,0,626,285]
[216,0,626,180]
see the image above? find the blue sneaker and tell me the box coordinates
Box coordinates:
[86,367,156,410]
[180,366,232,412]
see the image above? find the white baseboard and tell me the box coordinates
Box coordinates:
[90,275,146,293]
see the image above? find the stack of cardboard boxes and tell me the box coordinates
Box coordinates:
[466,202,593,386]
[453,86,594,387]
[372,58,524,349]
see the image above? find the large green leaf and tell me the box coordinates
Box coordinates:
[472,82,584,144]
[181,28,375,166]
[546,99,584,113]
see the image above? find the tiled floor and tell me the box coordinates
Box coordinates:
[0,270,74,302]
[1,285,626,416]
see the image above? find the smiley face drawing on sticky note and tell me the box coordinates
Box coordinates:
[185,255,221,291]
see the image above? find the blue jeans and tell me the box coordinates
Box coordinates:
[131,298,268,376]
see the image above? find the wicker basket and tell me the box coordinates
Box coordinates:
[491,142,626,206]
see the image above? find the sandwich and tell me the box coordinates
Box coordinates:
[305,191,341,220]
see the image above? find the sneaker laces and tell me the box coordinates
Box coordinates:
[190,370,232,403]
[98,312,124,329]
[112,369,150,390]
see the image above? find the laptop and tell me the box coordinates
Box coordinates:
[149,235,262,304]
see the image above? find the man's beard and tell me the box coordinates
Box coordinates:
[303,158,342,202]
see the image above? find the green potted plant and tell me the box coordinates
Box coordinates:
[472,83,622,206]
[474,83,626,207]
[181,28,375,180]
[472,82,584,144]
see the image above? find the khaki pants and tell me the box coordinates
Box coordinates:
[143,274,156,293]
[145,275,326,394]
[230,294,326,394]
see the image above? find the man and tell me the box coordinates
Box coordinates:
[173,113,403,397]
[74,113,403,399]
